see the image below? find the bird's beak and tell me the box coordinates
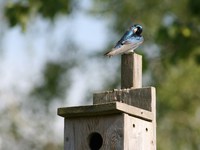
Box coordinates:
[133,28,137,33]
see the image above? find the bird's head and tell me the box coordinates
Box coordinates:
[133,24,143,36]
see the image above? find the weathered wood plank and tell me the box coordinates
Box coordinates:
[151,87,156,149]
[64,114,125,150]
[58,102,153,121]
[124,114,154,150]
[93,87,154,111]
[121,53,142,88]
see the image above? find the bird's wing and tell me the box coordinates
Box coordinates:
[123,36,144,45]
[104,36,144,57]
[105,43,134,57]
[114,28,135,48]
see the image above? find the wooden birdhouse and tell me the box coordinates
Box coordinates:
[57,53,156,150]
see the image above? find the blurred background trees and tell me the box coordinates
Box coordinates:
[1,0,200,149]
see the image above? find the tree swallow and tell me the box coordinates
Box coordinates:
[104,24,144,57]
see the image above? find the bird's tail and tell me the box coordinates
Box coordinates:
[104,45,133,57]
[104,51,113,57]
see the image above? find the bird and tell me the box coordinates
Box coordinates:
[104,24,144,57]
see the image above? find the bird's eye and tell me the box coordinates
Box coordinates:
[136,26,142,35]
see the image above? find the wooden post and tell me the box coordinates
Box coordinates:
[57,52,156,150]
[121,53,142,88]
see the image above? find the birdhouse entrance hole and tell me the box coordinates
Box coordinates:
[88,132,103,150]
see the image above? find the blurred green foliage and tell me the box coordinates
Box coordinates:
[4,2,30,29]
[3,0,200,149]
[4,0,72,30]
[31,62,69,103]
[157,57,200,150]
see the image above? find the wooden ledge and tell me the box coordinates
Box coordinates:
[93,87,156,111]
[57,102,153,121]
